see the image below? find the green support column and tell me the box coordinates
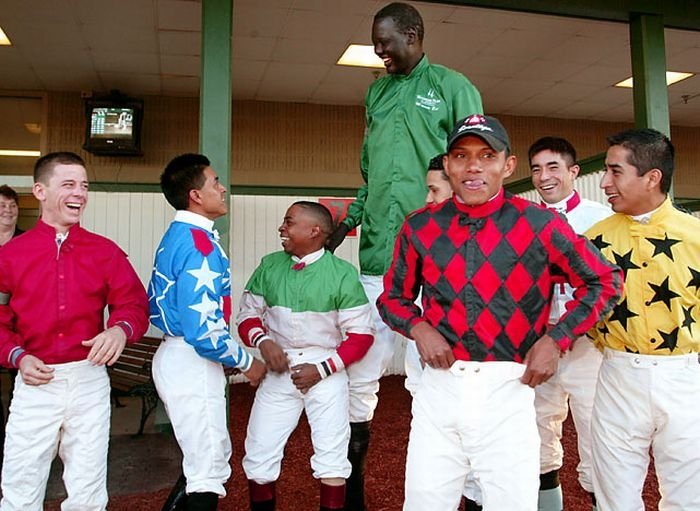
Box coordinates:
[629,13,670,136]
[629,13,673,196]
[200,0,233,251]
[200,0,234,421]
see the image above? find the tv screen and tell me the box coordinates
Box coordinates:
[83,96,143,156]
[90,107,134,139]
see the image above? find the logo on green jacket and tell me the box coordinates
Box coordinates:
[416,88,441,112]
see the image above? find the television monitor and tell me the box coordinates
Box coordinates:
[83,96,143,156]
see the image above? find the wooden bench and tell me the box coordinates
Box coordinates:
[108,336,161,436]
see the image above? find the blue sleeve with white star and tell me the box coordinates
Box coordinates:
[149,226,253,371]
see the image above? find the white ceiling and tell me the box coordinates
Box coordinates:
[1,0,700,126]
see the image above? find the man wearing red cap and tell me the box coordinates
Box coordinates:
[378,115,622,510]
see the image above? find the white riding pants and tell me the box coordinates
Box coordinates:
[592,349,700,511]
[534,336,602,491]
[1,360,110,511]
[152,335,231,496]
[346,274,400,422]
[404,362,539,511]
[243,346,351,483]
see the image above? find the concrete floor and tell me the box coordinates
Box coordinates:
[0,371,183,501]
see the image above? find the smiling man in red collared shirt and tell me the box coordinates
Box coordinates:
[0,152,149,511]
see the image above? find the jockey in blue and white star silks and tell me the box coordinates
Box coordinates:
[149,210,253,370]
[148,209,253,497]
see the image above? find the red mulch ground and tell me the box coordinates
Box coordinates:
[47,375,660,510]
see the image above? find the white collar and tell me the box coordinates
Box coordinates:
[174,210,215,233]
[543,191,576,212]
[630,203,662,225]
[291,247,325,266]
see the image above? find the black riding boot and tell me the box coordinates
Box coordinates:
[186,492,218,511]
[345,421,371,511]
[162,473,188,511]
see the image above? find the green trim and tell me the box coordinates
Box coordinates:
[504,176,536,195]
[231,185,358,197]
[505,152,606,194]
[675,198,700,212]
[89,182,161,193]
[88,182,359,196]
[422,1,700,31]
[578,153,606,175]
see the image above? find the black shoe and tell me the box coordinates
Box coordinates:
[345,421,371,511]
[462,496,483,511]
[251,501,276,511]
[186,492,218,511]
[162,474,188,511]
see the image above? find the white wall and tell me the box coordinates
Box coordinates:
[82,193,410,376]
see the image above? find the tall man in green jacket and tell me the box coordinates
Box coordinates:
[326,3,483,509]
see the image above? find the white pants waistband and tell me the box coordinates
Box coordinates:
[283,346,336,365]
[46,358,106,376]
[445,360,526,379]
[603,347,699,368]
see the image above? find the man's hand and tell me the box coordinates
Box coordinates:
[521,334,561,388]
[290,363,321,394]
[243,358,266,387]
[82,326,127,366]
[326,223,350,253]
[410,321,455,369]
[18,354,54,385]
[259,339,289,373]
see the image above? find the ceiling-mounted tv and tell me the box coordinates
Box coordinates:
[83,92,143,156]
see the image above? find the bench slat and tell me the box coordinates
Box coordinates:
[107,336,162,435]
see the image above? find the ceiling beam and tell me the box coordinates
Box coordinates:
[422,0,700,31]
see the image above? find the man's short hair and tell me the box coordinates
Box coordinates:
[293,201,334,236]
[427,153,448,180]
[607,128,674,194]
[160,153,211,211]
[428,153,444,171]
[528,136,577,167]
[33,152,85,184]
[375,2,424,41]
[0,185,19,205]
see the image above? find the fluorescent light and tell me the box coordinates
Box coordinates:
[0,27,11,46]
[0,150,41,157]
[336,44,384,69]
[615,71,694,88]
